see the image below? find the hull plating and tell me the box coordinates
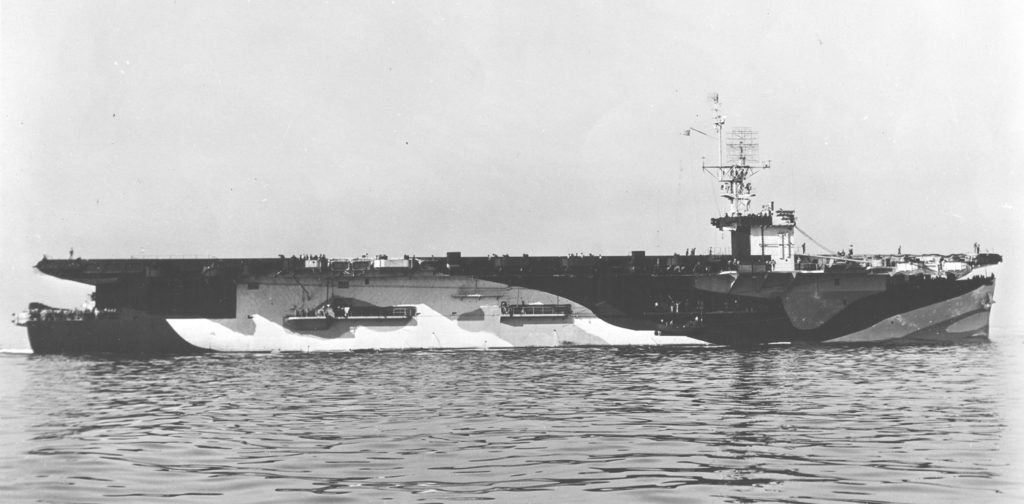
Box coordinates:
[26,309,204,354]
[167,275,706,352]
[24,272,996,354]
[824,283,993,344]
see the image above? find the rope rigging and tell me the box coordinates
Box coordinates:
[794,225,836,256]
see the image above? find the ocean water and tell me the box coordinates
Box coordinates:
[2,338,1023,503]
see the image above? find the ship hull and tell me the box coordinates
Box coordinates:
[823,282,993,344]
[23,273,995,354]
[679,276,996,346]
[164,274,706,352]
[25,309,205,355]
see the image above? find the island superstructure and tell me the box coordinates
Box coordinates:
[15,97,1001,353]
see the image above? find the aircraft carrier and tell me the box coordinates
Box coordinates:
[15,96,1001,353]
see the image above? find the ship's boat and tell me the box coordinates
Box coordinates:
[283,305,417,331]
[500,303,572,319]
[14,96,1002,353]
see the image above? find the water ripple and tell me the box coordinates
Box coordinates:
[1,341,1023,503]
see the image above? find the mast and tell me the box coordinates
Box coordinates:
[702,94,769,216]
[699,94,795,271]
[711,93,726,176]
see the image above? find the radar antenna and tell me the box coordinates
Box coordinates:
[697,94,795,270]
[702,95,770,216]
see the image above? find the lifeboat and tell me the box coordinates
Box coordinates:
[283,305,417,331]
[500,303,572,319]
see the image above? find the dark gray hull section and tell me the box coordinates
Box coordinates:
[26,310,205,355]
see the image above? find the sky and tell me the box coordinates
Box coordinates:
[2,0,1023,349]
